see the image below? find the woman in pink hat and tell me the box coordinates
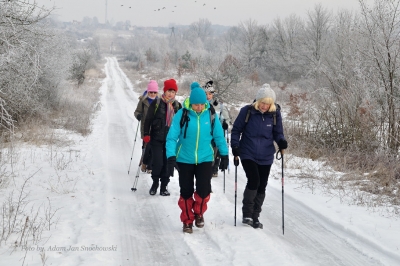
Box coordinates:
[134,80,159,173]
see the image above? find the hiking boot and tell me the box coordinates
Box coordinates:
[252,221,263,229]
[141,164,146,172]
[194,214,204,228]
[212,172,218,177]
[149,182,158,196]
[160,189,170,196]
[183,223,193,233]
[160,185,170,196]
[242,217,253,226]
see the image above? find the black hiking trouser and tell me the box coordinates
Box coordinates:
[241,159,271,219]
[241,159,271,192]
[212,149,220,174]
[151,140,169,187]
[142,141,152,170]
[177,162,213,199]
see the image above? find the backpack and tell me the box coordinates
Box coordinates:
[179,104,216,139]
[244,103,280,126]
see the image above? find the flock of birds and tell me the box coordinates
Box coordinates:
[119,2,217,12]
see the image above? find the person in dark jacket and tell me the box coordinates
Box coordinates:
[231,83,288,229]
[143,79,182,196]
[166,82,229,233]
[134,80,159,173]
[203,80,231,177]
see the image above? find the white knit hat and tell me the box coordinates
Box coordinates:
[203,80,215,93]
[255,84,276,101]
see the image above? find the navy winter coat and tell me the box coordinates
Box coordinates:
[231,104,285,165]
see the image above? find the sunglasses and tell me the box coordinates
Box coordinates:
[148,92,157,94]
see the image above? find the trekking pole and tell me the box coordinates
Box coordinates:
[276,150,284,235]
[234,157,238,226]
[128,123,140,174]
[131,145,146,191]
[131,166,140,191]
[223,170,225,193]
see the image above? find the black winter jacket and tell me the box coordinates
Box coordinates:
[143,99,181,143]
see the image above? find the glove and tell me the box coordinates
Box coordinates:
[167,156,177,177]
[136,113,142,121]
[234,157,240,166]
[143,135,151,143]
[232,146,240,157]
[213,100,218,106]
[277,139,288,150]
[222,120,228,130]
[219,155,229,171]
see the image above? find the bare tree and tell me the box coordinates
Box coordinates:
[189,18,213,41]
[270,14,305,81]
[233,19,265,70]
[301,3,332,87]
[358,0,400,152]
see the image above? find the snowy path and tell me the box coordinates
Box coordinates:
[87,57,398,266]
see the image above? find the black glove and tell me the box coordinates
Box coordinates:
[277,139,288,150]
[232,146,240,157]
[136,113,142,121]
[219,155,229,171]
[222,120,228,130]
[234,157,240,166]
[167,156,177,177]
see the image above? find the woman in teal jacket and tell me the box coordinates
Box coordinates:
[166,82,229,233]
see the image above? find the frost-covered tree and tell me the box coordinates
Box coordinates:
[301,3,332,87]
[0,0,74,130]
[270,14,305,82]
[358,0,400,153]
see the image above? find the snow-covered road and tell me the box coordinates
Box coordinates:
[85,57,399,266]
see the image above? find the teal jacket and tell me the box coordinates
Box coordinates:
[166,98,228,164]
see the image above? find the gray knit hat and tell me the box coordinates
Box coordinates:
[255,84,276,101]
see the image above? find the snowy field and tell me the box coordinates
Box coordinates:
[1,57,399,266]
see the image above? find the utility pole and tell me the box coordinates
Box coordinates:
[105,0,108,24]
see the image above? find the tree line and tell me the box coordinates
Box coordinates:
[116,1,400,160]
[0,0,100,135]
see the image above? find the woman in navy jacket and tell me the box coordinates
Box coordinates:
[231,84,288,229]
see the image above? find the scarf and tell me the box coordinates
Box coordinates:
[162,94,175,127]
[147,96,156,105]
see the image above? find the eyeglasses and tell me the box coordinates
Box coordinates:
[148,92,157,94]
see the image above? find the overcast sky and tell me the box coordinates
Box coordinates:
[36,0,366,27]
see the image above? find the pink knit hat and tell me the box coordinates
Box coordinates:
[147,80,159,93]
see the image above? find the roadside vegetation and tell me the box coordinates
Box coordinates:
[0,0,103,252]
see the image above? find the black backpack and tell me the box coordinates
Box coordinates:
[244,103,279,126]
[179,104,216,138]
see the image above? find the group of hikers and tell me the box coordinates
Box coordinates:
[134,79,287,233]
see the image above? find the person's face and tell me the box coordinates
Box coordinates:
[258,101,271,113]
[164,89,176,100]
[206,91,214,101]
[192,103,205,112]
[147,91,158,98]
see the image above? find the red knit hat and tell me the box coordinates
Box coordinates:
[163,79,178,92]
